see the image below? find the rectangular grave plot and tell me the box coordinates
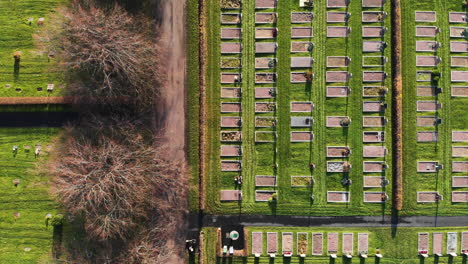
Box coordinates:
[453,161,468,172]
[416,116,440,127]
[221,13,242,24]
[291,42,314,53]
[342,233,354,256]
[452,146,468,157]
[415,11,437,22]
[255,117,277,127]
[327,56,351,67]
[363,71,387,82]
[255,12,277,24]
[363,86,388,97]
[452,176,468,187]
[363,131,385,143]
[291,176,315,187]
[416,71,433,82]
[417,192,441,203]
[327,12,350,23]
[257,191,276,202]
[291,57,314,68]
[255,58,276,69]
[221,57,242,69]
[451,41,468,53]
[255,132,276,142]
[417,131,438,142]
[453,192,468,202]
[256,175,277,187]
[461,232,468,254]
[326,71,352,82]
[363,101,386,112]
[255,88,276,98]
[297,233,308,256]
[267,232,278,254]
[312,233,323,256]
[363,161,387,172]
[417,161,439,172]
[327,146,351,158]
[291,116,314,127]
[220,145,242,157]
[252,232,263,255]
[292,27,313,38]
[416,41,440,52]
[327,26,350,38]
[363,56,387,67]
[453,131,468,142]
[363,116,387,127]
[255,28,277,39]
[364,176,388,188]
[256,0,277,8]
[291,12,314,23]
[291,72,311,83]
[418,233,429,254]
[327,0,349,8]
[416,56,441,67]
[417,101,442,112]
[451,56,468,67]
[221,87,242,98]
[363,146,387,157]
[220,190,242,201]
[362,26,387,38]
[327,192,350,202]
[433,233,443,256]
[282,232,293,256]
[291,102,313,112]
[255,102,276,113]
[417,86,437,96]
[221,28,242,39]
[221,73,241,83]
[447,232,458,254]
[450,27,468,38]
[291,131,314,142]
[364,192,388,203]
[362,0,385,7]
[363,41,387,52]
[256,73,276,83]
[327,161,351,173]
[221,160,242,172]
[362,11,387,23]
[449,12,467,23]
[221,131,242,142]
[221,42,242,54]
[221,0,241,9]
[327,86,350,97]
[256,42,277,53]
[416,26,439,37]
[221,102,242,113]
[221,116,242,127]
[327,116,351,127]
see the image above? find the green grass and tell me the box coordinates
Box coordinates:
[202,226,468,263]
[0,128,60,263]
[0,0,66,97]
[401,0,468,215]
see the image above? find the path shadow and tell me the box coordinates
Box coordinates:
[13,58,20,82]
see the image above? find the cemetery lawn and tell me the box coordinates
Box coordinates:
[0,128,60,263]
[0,0,66,97]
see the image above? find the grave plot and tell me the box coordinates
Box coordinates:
[267,232,278,256]
[221,42,242,54]
[255,13,277,24]
[327,146,351,158]
[450,27,468,38]
[363,86,388,97]
[449,12,467,23]
[220,145,242,157]
[255,58,276,69]
[312,233,323,256]
[363,101,386,112]
[363,116,387,127]
[221,28,242,39]
[252,232,263,256]
[327,116,351,127]
[416,116,441,127]
[291,72,313,83]
[256,191,276,201]
[221,116,242,127]
[221,131,242,142]
[453,192,468,202]
[363,56,387,67]
[416,26,439,37]
[291,57,314,68]
[328,192,350,203]
[292,27,313,38]
[221,160,242,171]
[326,71,352,82]
[363,146,387,157]
[221,73,242,83]
[282,233,293,256]
[453,146,468,157]
[417,101,442,111]
[452,176,468,187]
[362,11,387,23]
[327,86,351,97]
[433,233,443,257]
[255,132,276,142]
[291,42,314,53]
[416,56,441,67]
[416,71,434,82]
[363,41,387,52]
[297,233,308,256]
[291,176,315,187]
[221,87,242,98]
[291,116,314,127]
[342,233,353,257]
[462,232,468,255]
[256,176,277,187]
[363,71,387,82]
[221,0,241,9]
[327,0,349,8]
[327,12,351,23]
[416,41,440,52]
[363,161,387,172]
[221,58,241,69]
[453,131,468,142]
[220,190,242,201]
[451,56,468,67]
[291,101,313,112]
[362,0,385,7]
[416,86,438,96]
[221,13,242,24]
[255,102,276,112]
[417,161,439,172]
[291,12,314,23]
[221,102,242,113]
[255,73,276,83]
[256,0,277,8]
[327,161,352,172]
[358,233,369,258]
[417,192,442,203]
[255,28,277,39]
[417,131,438,142]
[418,233,429,256]
[255,87,276,98]
[363,176,388,188]
[450,41,468,52]
[327,233,339,258]
[415,11,437,22]
[327,26,351,38]
[327,56,351,67]
[362,26,387,38]
[291,131,314,142]
[447,232,458,255]
[363,131,385,143]
[255,42,277,53]
[453,161,468,172]
[452,86,468,96]
[255,117,276,127]
[364,192,388,203]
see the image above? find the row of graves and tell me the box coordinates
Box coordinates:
[414,11,468,204]
[323,0,390,203]
[418,231,468,257]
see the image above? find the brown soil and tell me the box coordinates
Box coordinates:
[327,26,350,37]
[282,233,293,253]
[256,0,277,8]
[255,102,276,112]
[255,58,276,68]
[417,131,438,142]
[364,176,386,187]
[417,161,437,172]
[451,41,468,52]
[291,57,314,67]
[417,86,436,96]
[363,131,385,142]
[452,57,468,67]
[363,162,385,172]
[415,11,436,22]
[291,72,308,82]
[453,176,468,187]
[327,233,339,252]
[416,56,440,67]
[453,161,468,172]
[418,233,429,251]
[363,26,386,37]
[221,28,242,39]
[326,71,351,82]
[363,41,385,52]
[433,233,443,254]
[418,193,438,202]
[328,0,348,7]
[362,0,384,7]
[291,102,313,112]
[363,116,386,127]
[450,27,467,38]
[449,12,466,23]
[363,72,386,82]
[292,27,313,38]
[343,233,353,253]
[416,116,437,126]
[416,41,439,52]
[267,232,278,253]
[291,132,313,142]
[291,42,312,52]
[257,191,275,202]
[313,233,323,255]
[452,86,468,96]
[327,86,350,97]
[327,116,350,127]
[417,101,440,111]
[220,145,242,156]
[453,131,468,142]
[221,13,241,24]
[255,73,276,83]
[221,102,241,112]
[252,233,263,254]
[327,12,349,23]
[255,88,276,98]
[255,28,277,39]
[363,101,385,112]
[453,146,468,157]
[358,233,368,252]
[221,116,242,127]
[255,176,276,186]
[362,12,386,22]
[452,71,468,82]
[256,42,277,53]
[363,146,387,157]
[256,13,277,23]
[416,26,438,37]
[291,12,313,23]
[221,87,242,98]
[221,42,242,53]
[327,146,351,157]
[221,131,242,142]
[327,56,350,67]
[221,161,242,171]
[453,192,468,202]
[221,73,241,83]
